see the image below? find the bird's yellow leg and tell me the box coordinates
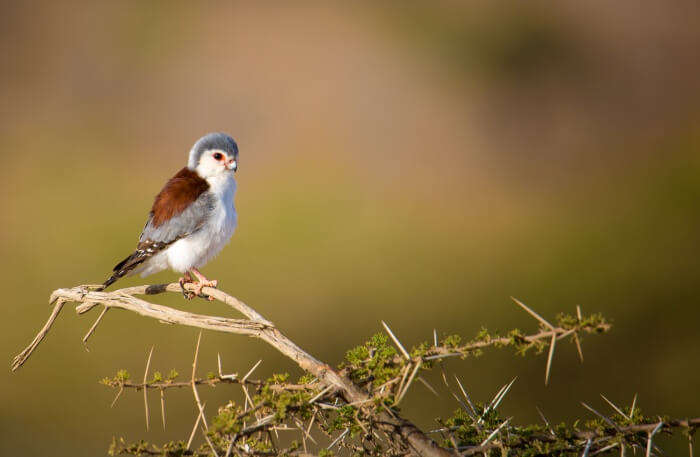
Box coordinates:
[190,268,218,300]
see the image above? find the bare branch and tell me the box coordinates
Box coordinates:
[11,297,66,371]
[83,305,109,346]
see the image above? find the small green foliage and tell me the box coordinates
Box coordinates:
[151,371,163,382]
[272,391,294,420]
[475,326,491,343]
[100,370,132,388]
[211,402,244,435]
[330,405,362,437]
[269,372,290,383]
[410,341,430,359]
[507,328,526,352]
[298,373,315,384]
[442,334,462,348]
[116,369,130,382]
[556,312,579,328]
[318,450,335,457]
[206,371,216,380]
[159,440,191,456]
[556,311,610,334]
[342,333,401,387]
[110,437,199,457]
[167,369,179,381]
[108,438,151,456]
[108,437,118,456]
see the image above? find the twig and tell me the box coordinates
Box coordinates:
[202,422,220,457]
[581,402,620,430]
[328,428,349,450]
[242,359,262,382]
[592,443,619,456]
[479,417,512,447]
[160,389,166,430]
[453,376,477,418]
[536,406,555,436]
[574,305,585,363]
[111,385,124,408]
[11,297,66,371]
[601,394,630,419]
[395,364,411,403]
[545,332,556,385]
[420,320,610,365]
[187,401,206,449]
[191,332,209,431]
[308,385,333,404]
[396,359,422,405]
[491,377,516,412]
[511,297,559,384]
[645,422,664,457]
[417,376,439,397]
[143,346,154,431]
[83,305,109,347]
[382,321,411,360]
[511,297,554,331]
[101,376,309,392]
[479,378,516,425]
[224,434,237,457]
[689,431,694,457]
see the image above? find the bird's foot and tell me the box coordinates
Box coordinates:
[179,273,196,300]
[186,268,219,301]
[189,268,218,301]
[193,279,218,301]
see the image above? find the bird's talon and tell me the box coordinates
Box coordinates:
[192,279,218,300]
[179,277,194,300]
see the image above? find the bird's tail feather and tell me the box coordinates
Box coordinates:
[100,252,148,291]
[98,276,117,291]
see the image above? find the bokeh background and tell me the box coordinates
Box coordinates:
[2,1,699,456]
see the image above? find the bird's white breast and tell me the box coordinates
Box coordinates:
[161,174,237,274]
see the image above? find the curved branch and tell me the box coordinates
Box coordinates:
[12,283,456,457]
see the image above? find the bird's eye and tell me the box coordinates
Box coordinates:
[213,152,224,161]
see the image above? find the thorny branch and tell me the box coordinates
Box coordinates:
[456,418,700,456]
[12,283,696,456]
[13,283,455,457]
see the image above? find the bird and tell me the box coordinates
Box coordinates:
[100,133,239,299]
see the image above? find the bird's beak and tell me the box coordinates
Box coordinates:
[226,159,237,172]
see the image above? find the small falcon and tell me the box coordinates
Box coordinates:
[100,133,239,299]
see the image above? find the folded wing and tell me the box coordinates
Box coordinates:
[101,168,213,289]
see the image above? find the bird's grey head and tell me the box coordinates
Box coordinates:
[187,133,239,174]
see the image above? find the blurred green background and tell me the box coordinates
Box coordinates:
[2,1,699,456]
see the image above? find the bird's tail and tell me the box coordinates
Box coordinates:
[99,252,147,291]
[98,275,119,291]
